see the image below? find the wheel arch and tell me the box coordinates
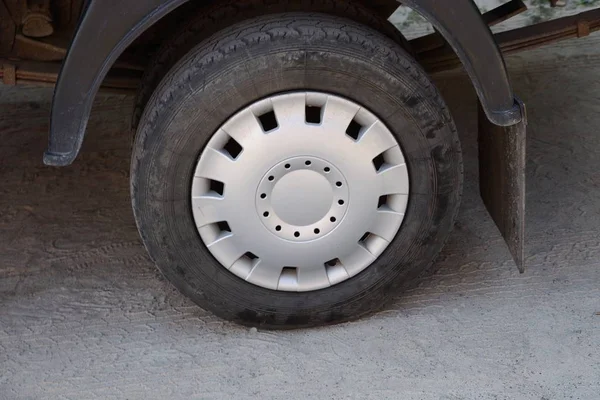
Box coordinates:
[44,0,523,166]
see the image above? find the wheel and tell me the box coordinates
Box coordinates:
[131,13,463,328]
[131,0,409,130]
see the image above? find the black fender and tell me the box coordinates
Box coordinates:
[44,0,524,166]
[44,0,188,166]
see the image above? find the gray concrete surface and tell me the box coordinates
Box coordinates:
[1,36,600,399]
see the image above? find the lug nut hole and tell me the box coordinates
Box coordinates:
[324,167,330,173]
[260,193,267,199]
[268,176,275,181]
[314,228,320,234]
[338,199,345,205]
[285,164,291,169]
[294,231,300,238]
[263,212,270,218]
[305,160,312,166]
[330,217,337,223]
[336,181,342,187]
[276,225,282,231]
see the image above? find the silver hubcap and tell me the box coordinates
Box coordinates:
[191,92,409,292]
[257,156,349,241]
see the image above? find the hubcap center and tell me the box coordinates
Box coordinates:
[256,156,349,241]
[271,170,333,226]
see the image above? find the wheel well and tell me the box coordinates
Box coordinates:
[126,0,405,69]
[128,0,410,130]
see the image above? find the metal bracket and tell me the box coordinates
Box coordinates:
[478,98,527,272]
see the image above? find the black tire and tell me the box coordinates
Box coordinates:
[131,13,463,328]
[131,0,409,130]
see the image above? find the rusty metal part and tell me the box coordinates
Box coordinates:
[22,0,54,38]
[1,1,83,58]
[496,8,600,53]
[14,33,66,60]
[22,11,53,37]
[576,20,590,38]
[0,59,140,92]
[2,62,16,84]
[418,8,600,73]
[478,100,527,272]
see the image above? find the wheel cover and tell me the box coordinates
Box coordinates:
[191,92,409,292]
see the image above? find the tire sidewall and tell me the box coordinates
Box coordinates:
[132,14,462,327]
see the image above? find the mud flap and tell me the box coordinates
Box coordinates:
[478,100,527,272]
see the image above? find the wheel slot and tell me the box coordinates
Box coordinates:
[359,232,388,257]
[373,146,405,173]
[209,179,225,197]
[200,220,234,246]
[305,105,323,124]
[230,252,260,278]
[346,119,363,141]
[324,258,349,285]
[372,153,386,172]
[378,195,388,209]
[325,258,339,267]
[216,221,231,233]
[221,135,243,160]
[278,267,299,291]
[258,110,278,132]
[379,194,408,214]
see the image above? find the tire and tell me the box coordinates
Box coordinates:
[131,13,463,329]
[131,0,409,130]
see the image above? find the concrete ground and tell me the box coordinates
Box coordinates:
[1,35,599,399]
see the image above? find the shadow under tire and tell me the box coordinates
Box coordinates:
[131,13,463,328]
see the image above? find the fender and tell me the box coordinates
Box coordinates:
[44,0,188,166]
[44,0,524,166]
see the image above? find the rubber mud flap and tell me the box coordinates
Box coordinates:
[478,100,527,272]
